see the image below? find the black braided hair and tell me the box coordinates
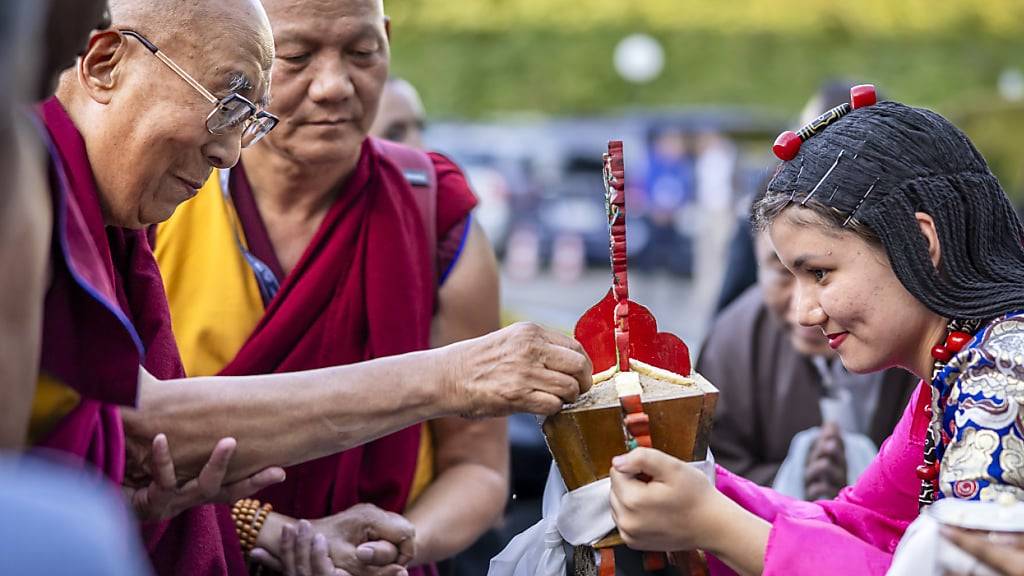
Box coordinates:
[752,100,1024,321]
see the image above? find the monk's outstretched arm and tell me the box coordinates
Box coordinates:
[123,319,591,484]
[407,221,509,564]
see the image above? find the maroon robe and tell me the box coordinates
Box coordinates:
[37,97,247,575]
[221,138,476,575]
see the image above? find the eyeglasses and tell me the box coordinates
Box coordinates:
[120,30,278,147]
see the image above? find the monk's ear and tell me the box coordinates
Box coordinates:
[384,16,391,40]
[915,212,942,270]
[77,29,128,104]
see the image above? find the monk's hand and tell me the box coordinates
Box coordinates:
[941,527,1024,576]
[123,434,286,522]
[609,448,718,552]
[250,520,350,576]
[804,421,847,500]
[252,503,413,576]
[446,322,593,418]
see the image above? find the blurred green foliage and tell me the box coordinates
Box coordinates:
[385,0,1024,201]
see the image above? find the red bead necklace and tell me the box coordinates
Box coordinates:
[917,323,977,507]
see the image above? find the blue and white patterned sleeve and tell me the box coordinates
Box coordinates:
[940,314,1024,502]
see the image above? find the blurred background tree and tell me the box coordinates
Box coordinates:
[387,0,1024,201]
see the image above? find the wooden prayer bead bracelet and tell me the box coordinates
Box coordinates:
[231,498,273,553]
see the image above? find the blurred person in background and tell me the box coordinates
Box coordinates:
[635,126,694,276]
[154,0,511,573]
[371,76,426,149]
[691,129,738,320]
[0,0,110,450]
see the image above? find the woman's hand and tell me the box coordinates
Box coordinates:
[942,527,1024,576]
[609,447,718,551]
[123,434,286,522]
[609,448,770,576]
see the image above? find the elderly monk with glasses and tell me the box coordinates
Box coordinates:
[32,0,592,574]
[153,0,513,573]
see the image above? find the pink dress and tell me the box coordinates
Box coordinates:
[709,382,929,575]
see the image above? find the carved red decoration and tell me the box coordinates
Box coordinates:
[620,394,643,415]
[624,413,651,437]
[572,142,695,576]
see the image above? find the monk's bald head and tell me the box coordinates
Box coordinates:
[59,0,278,229]
[109,0,274,85]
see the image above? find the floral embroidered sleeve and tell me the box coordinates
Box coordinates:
[938,314,1024,502]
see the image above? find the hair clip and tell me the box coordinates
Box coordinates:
[801,150,844,206]
[786,164,805,204]
[842,178,879,227]
[773,84,877,161]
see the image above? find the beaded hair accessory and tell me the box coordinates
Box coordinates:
[769,84,880,228]
[772,84,877,161]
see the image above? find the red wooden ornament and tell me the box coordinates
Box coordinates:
[772,130,802,161]
[915,462,939,482]
[945,331,971,353]
[931,345,952,363]
[850,84,877,110]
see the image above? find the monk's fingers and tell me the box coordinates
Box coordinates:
[150,433,177,491]
[363,566,410,576]
[538,327,586,357]
[195,437,237,499]
[542,343,591,380]
[311,533,340,576]
[355,541,401,566]
[541,342,593,394]
[249,548,284,572]
[536,366,586,405]
[393,532,416,566]
[295,520,315,576]
[521,390,567,416]
[221,467,287,504]
[280,523,297,576]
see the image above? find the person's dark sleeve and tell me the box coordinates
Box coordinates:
[714,217,757,314]
[699,292,782,486]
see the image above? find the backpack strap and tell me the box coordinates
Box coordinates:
[374,137,439,282]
